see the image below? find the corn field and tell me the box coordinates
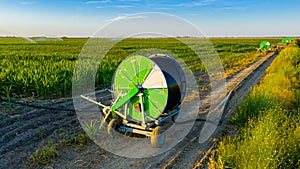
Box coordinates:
[0,37,281,98]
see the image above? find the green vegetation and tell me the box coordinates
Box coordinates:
[0,38,85,97]
[61,133,90,146]
[212,44,300,168]
[81,119,103,139]
[28,140,59,167]
[27,134,89,167]
[211,38,278,77]
[0,37,280,98]
[36,128,46,138]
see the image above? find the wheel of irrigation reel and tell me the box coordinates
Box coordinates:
[107,118,121,136]
[151,126,165,148]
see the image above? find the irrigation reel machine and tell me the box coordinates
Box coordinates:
[81,54,187,148]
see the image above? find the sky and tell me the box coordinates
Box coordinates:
[0,0,300,37]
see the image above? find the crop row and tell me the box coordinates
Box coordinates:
[0,37,281,98]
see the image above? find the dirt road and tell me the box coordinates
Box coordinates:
[0,51,278,169]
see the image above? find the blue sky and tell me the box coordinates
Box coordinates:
[1,0,300,37]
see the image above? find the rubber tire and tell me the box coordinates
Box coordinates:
[151,126,165,148]
[107,119,120,136]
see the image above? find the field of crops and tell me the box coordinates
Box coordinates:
[211,42,300,168]
[0,37,281,98]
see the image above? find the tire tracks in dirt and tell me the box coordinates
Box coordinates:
[0,99,80,169]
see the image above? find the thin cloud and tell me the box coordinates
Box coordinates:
[110,15,146,22]
[116,5,135,8]
[212,6,247,11]
[85,0,110,4]
[19,1,35,5]
[174,0,216,7]
[155,7,172,10]
[119,0,140,2]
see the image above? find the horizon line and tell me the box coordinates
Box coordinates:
[0,35,299,39]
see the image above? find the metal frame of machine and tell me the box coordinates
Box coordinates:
[81,93,180,148]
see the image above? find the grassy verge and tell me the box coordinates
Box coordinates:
[211,43,300,168]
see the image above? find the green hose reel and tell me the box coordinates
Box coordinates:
[112,54,186,123]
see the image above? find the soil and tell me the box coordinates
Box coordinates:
[0,51,278,169]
